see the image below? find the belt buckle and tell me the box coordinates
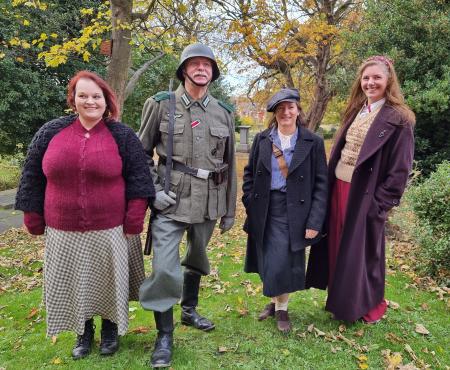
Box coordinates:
[196,168,210,180]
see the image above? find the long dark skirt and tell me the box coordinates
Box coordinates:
[257,191,305,297]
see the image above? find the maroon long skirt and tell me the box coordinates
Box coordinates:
[328,179,387,323]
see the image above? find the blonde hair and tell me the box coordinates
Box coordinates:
[342,57,415,126]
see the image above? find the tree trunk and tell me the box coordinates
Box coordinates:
[305,42,333,131]
[107,0,133,117]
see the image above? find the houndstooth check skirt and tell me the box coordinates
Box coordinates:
[43,226,145,336]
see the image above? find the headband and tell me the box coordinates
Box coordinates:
[366,55,393,68]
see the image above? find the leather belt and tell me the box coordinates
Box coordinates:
[159,158,213,180]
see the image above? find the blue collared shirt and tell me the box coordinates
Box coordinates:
[269,127,298,191]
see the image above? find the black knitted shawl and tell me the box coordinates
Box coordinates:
[15,115,155,214]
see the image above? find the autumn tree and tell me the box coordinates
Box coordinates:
[213,0,362,130]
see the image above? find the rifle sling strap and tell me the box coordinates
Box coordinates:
[164,92,176,194]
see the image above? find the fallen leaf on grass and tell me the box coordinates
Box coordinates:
[382,349,403,370]
[307,324,314,332]
[397,363,419,370]
[51,336,57,345]
[218,346,228,353]
[330,346,342,353]
[420,303,429,311]
[237,308,249,317]
[404,344,418,362]
[415,324,430,335]
[385,332,405,343]
[50,357,63,365]
[26,307,38,319]
[354,329,365,337]
[314,327,326,337]
[338,324,346,332]
[129,326,150,334]
[388,300,400,310]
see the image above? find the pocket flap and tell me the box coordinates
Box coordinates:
[210,125,230,138]
[160,120,184,134]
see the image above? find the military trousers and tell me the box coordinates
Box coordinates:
[139,214,217,312]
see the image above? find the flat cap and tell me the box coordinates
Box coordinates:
[266,88,300,112]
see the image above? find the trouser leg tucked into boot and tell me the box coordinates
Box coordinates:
[100,318,119,355]
[72,318,95,360]
[180,271,215,331]
[151,308,173,368]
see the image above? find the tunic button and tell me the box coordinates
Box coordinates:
[299,176,304,181]
[195,154,199,158]
[196,137,200,141]
[257,170,262,175]
[364,190,369,195]
[369,167,373,173]
[300,199,305,204]
[254,193,259,199]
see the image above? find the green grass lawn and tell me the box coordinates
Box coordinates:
[1,184,449,369]
[0,163,20,191]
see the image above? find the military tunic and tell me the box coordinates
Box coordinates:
[139,84,237,223]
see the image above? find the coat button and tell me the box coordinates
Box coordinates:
[257,170,262,175]
[299,199,305,204]
[369,167,373,173]
[299,176,304,181]
[254,193,259,199]
[364,190,368,195]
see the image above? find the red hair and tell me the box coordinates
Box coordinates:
[67,70,119,121]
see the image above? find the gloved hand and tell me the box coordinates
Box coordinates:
[153,190,176,211]
[219,216,234,234]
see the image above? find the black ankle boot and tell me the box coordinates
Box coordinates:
[151,308,173,368]
[72,319,95,360]
[180,271,215,331]
[100,318,119,355]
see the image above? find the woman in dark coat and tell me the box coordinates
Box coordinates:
[306,56,415,323]
[15,71,154,358]
[242,88,328,332]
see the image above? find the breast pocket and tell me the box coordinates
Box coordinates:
[209,125,230,160]
[159,119,185,156]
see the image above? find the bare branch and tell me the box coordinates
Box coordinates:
[131,0,157,21]
[124,52,165,100]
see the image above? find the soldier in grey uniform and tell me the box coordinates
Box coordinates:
[138,43,237,368]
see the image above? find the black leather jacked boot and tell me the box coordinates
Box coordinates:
[100,318,119,355]
[180,271,215,331]
[151,308,174,368]
[72,318,95,359]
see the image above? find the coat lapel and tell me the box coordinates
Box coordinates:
[288,127,314,175]
[355,105,399,168]
[258,130,272,173]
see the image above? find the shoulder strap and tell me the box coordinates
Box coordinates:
[218,100,235,113]
[272,144,288,178]
[153,91,170,102]
[164,92,176,194]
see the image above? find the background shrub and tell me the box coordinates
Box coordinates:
[405,161,450,280]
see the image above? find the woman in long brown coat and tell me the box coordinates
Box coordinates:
[306,56,415,323]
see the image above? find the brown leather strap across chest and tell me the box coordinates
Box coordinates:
[272,144,288,179]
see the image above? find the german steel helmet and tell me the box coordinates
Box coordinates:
[176,43,220,82]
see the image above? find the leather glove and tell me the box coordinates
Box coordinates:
[153,190,176,211]
[219,216,234,234]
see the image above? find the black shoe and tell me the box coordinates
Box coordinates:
[72,319,94,360]
[151,309,174,368]
[151,332,173,368]
[181,307,215,331]
[100,318,119,356]
[180,270,215,331]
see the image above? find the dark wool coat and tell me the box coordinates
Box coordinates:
[242,126,328,273]
[305,105,414,322]
[15,115,155,214]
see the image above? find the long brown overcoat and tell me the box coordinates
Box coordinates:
[305,104,414,322]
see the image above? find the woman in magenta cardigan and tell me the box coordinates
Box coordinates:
[306,56,415,323]
[15,71,154,359]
